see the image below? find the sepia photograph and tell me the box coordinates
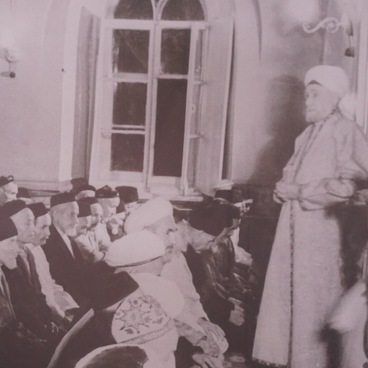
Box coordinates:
[0,0,368,367]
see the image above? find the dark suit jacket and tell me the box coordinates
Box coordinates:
[42,225,89,308]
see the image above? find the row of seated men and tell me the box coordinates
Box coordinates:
[0,175,259,368]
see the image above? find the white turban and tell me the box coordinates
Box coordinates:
[124,197,173,234]
[104,230,165,267]
[304,65,349,97]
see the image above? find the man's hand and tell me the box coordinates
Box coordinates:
[192,353,224,368]
[229,303,244,326]
[275,182,300,201]
[197,319,228,356]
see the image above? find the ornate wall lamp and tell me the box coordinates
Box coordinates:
[1,0,20,78]
[2,46,20,78]
[301,0,357,57]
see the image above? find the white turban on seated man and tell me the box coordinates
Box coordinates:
[104,230,184,368]
[124,197,229,367]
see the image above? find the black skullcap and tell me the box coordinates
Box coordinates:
[96,186,119,199]
[0,175,14,187]
[115,186,138,204]
[28,203,48,218]
[0,217,18,241]
[189,201,238,236]
[88,268,138,311]
[50,192,76,208]
[81,345,148,368]
[215,190,232,202]
[0,200,27,218]
[77,200,92,217]
[75,184,96,195]
[17,187,31,199]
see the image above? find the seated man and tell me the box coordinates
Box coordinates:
[43,193,90,308]
[27,202,79,327]
[0,216,50,368]
[95,185,119,245]
[104,230,184,368]
[115,185,140,215]
[108,197,126,241]
[73,199,105,264]
[186,200,258,357]
[0,200,63,342]
[0,175,18,206]
[125,198,228,368]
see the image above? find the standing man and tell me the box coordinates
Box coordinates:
[252,65,368,368]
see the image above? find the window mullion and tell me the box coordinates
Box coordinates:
[180,24,199,195]
[146,23,161,185]
[89,20,108,184]
[141,24,155,191]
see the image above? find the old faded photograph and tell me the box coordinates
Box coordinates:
[1,0,368,367]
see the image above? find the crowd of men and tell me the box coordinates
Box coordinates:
[0,175,259,368]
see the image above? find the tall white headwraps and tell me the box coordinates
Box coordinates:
[104,230,165,267]
[124,197,173,234]
[304,65,349,97]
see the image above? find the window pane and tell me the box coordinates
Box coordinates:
[113,83,147,126]
[113,0,153,19]
[111,134,144,172]
[162,0,205,20]
[113,30,149,73]
[153,79,187,176]
[161,29,190,75]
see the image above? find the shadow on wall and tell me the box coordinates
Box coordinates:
[248,74,306,186]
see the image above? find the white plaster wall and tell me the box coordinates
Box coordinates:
[0,0,60,185]
[0,0,103,189]
[228,0,328,185]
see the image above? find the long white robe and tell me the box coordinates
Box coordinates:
[252,113,368,368]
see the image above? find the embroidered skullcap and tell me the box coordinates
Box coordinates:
[0,175,14,187]
[28,203,48,218]
[115,186,139,204]
[50,192,76,208]
[17,187,31,199]
[75,184,96,195]
[0,200,27,218]
[77,200,92,218]
[75,344,162,368]
[124,197,173,234]
[304,65,349,97]
[96,185,119,199]
[189,201,239,236]
[0,217,18,241]
[104,230,165,267]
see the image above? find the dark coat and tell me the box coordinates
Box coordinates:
[42,225,89,308]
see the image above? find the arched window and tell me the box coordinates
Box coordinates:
[90,0,233,196]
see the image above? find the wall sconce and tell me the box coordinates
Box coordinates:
[3,46,20,78]
[302,2,355,58]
